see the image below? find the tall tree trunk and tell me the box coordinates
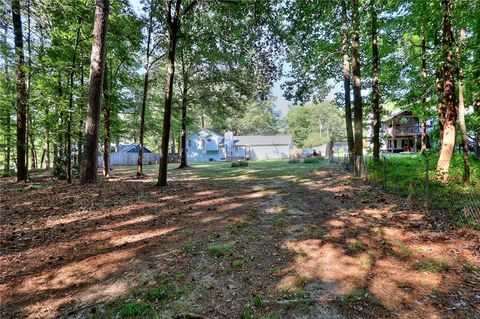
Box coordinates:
[436,0,458,180]
[178,49,189,169]
[351,0,363,160]
[12,0,28,182]
[371,0,380,159]
[341,0,354,155]
[157,0,182,187]
[456,27,470,184]
[53,78,66,178]
[102,63,111,177]
[77,59,85,165]
[67,22,81,183]
[3,24,12,174]
[474,10,480,158]
[80,0,109,184]
[25,0,31,172]
[420,28,428,153]
[435,69,445,147]
[137,5,153,177]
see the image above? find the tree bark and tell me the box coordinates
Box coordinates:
[67,21,81,183]
[77,59,85,165]
[436,0,458,180]
[12,0,28,181]
[341,0,354,155]
[474,12,480,158]
[351,0,363,161]
[371,0,380,159]
[3,24,12,174]
[178,49,189,169]
[80,0,109,184]
[420,28,428,153]
[157,0,182,186]
[456,27,470,184]
[137,4,153,177]
[102,63,111,177]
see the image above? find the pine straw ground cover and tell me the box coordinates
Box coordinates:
[0,160,479,319]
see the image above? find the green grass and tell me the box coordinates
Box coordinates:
[232,259,244,269]
[304,156,321,164]
[231,160,249,167]
[413,259,450,273]
[345,240,365,252]
[119,302,155,318]
[112,159,326,183]
[367,153,480,219]
[209,244,233,256]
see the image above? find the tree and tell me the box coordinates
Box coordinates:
[157,0,192,186]
[285,102,346,148]
[137,0,161,176]
[371,0,381,159]
[457,27,469,183]
[341,0,354,154]
[351,0,363,159]
[12,0,28,181]
[80,0,109,184]
[436,0,457,179]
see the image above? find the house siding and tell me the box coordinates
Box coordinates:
[187,130,225,162]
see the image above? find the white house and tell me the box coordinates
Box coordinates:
[187,129,226,162]
[187,129,293,162]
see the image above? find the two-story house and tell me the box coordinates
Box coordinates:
[186,129,293,162]
[383,110,431,153]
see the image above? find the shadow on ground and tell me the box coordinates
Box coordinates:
[0,161,478,318]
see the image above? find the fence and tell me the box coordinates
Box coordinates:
[329,154,480,227]
[97,152,160,168]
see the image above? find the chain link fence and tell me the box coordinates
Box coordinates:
[330,154,480,227]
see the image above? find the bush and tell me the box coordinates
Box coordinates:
[288,159,300,164]
[231,160,248,167]
[1,169,15,178]
[304,156,321,164]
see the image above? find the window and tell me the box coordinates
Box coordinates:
[206,137,212,142]
[188,139,192,147]
[200,140,205,148]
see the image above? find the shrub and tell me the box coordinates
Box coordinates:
[304,156,321,164]
[288,159,300,164]
[231,160,248,167]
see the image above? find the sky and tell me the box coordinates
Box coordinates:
[128,0,341,118]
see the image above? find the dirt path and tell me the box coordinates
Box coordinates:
[0,164,479,318]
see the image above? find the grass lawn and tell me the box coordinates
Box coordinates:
[367,153,480,225]
[113,159,327,183]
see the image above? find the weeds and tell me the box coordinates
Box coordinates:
[119,302,154,318]
[413,260,450,273]
[232,259,244,269]
[183,242,195,253]
[304,157,321,164]
[209,244,233,256]
[397,242,414,258]
[346,240,365,252]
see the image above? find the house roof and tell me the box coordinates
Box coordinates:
[118,143,152,153]
[383,110,414,122]
[187,128,223,138]
[233,135,293,146]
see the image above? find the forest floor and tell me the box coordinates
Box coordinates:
[1,160,479,319]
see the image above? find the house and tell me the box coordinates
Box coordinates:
[383,111,431,153]
[97,143,160,167]
[117,143,152,153]
[186,129,293,162]
[187,129,226,162]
